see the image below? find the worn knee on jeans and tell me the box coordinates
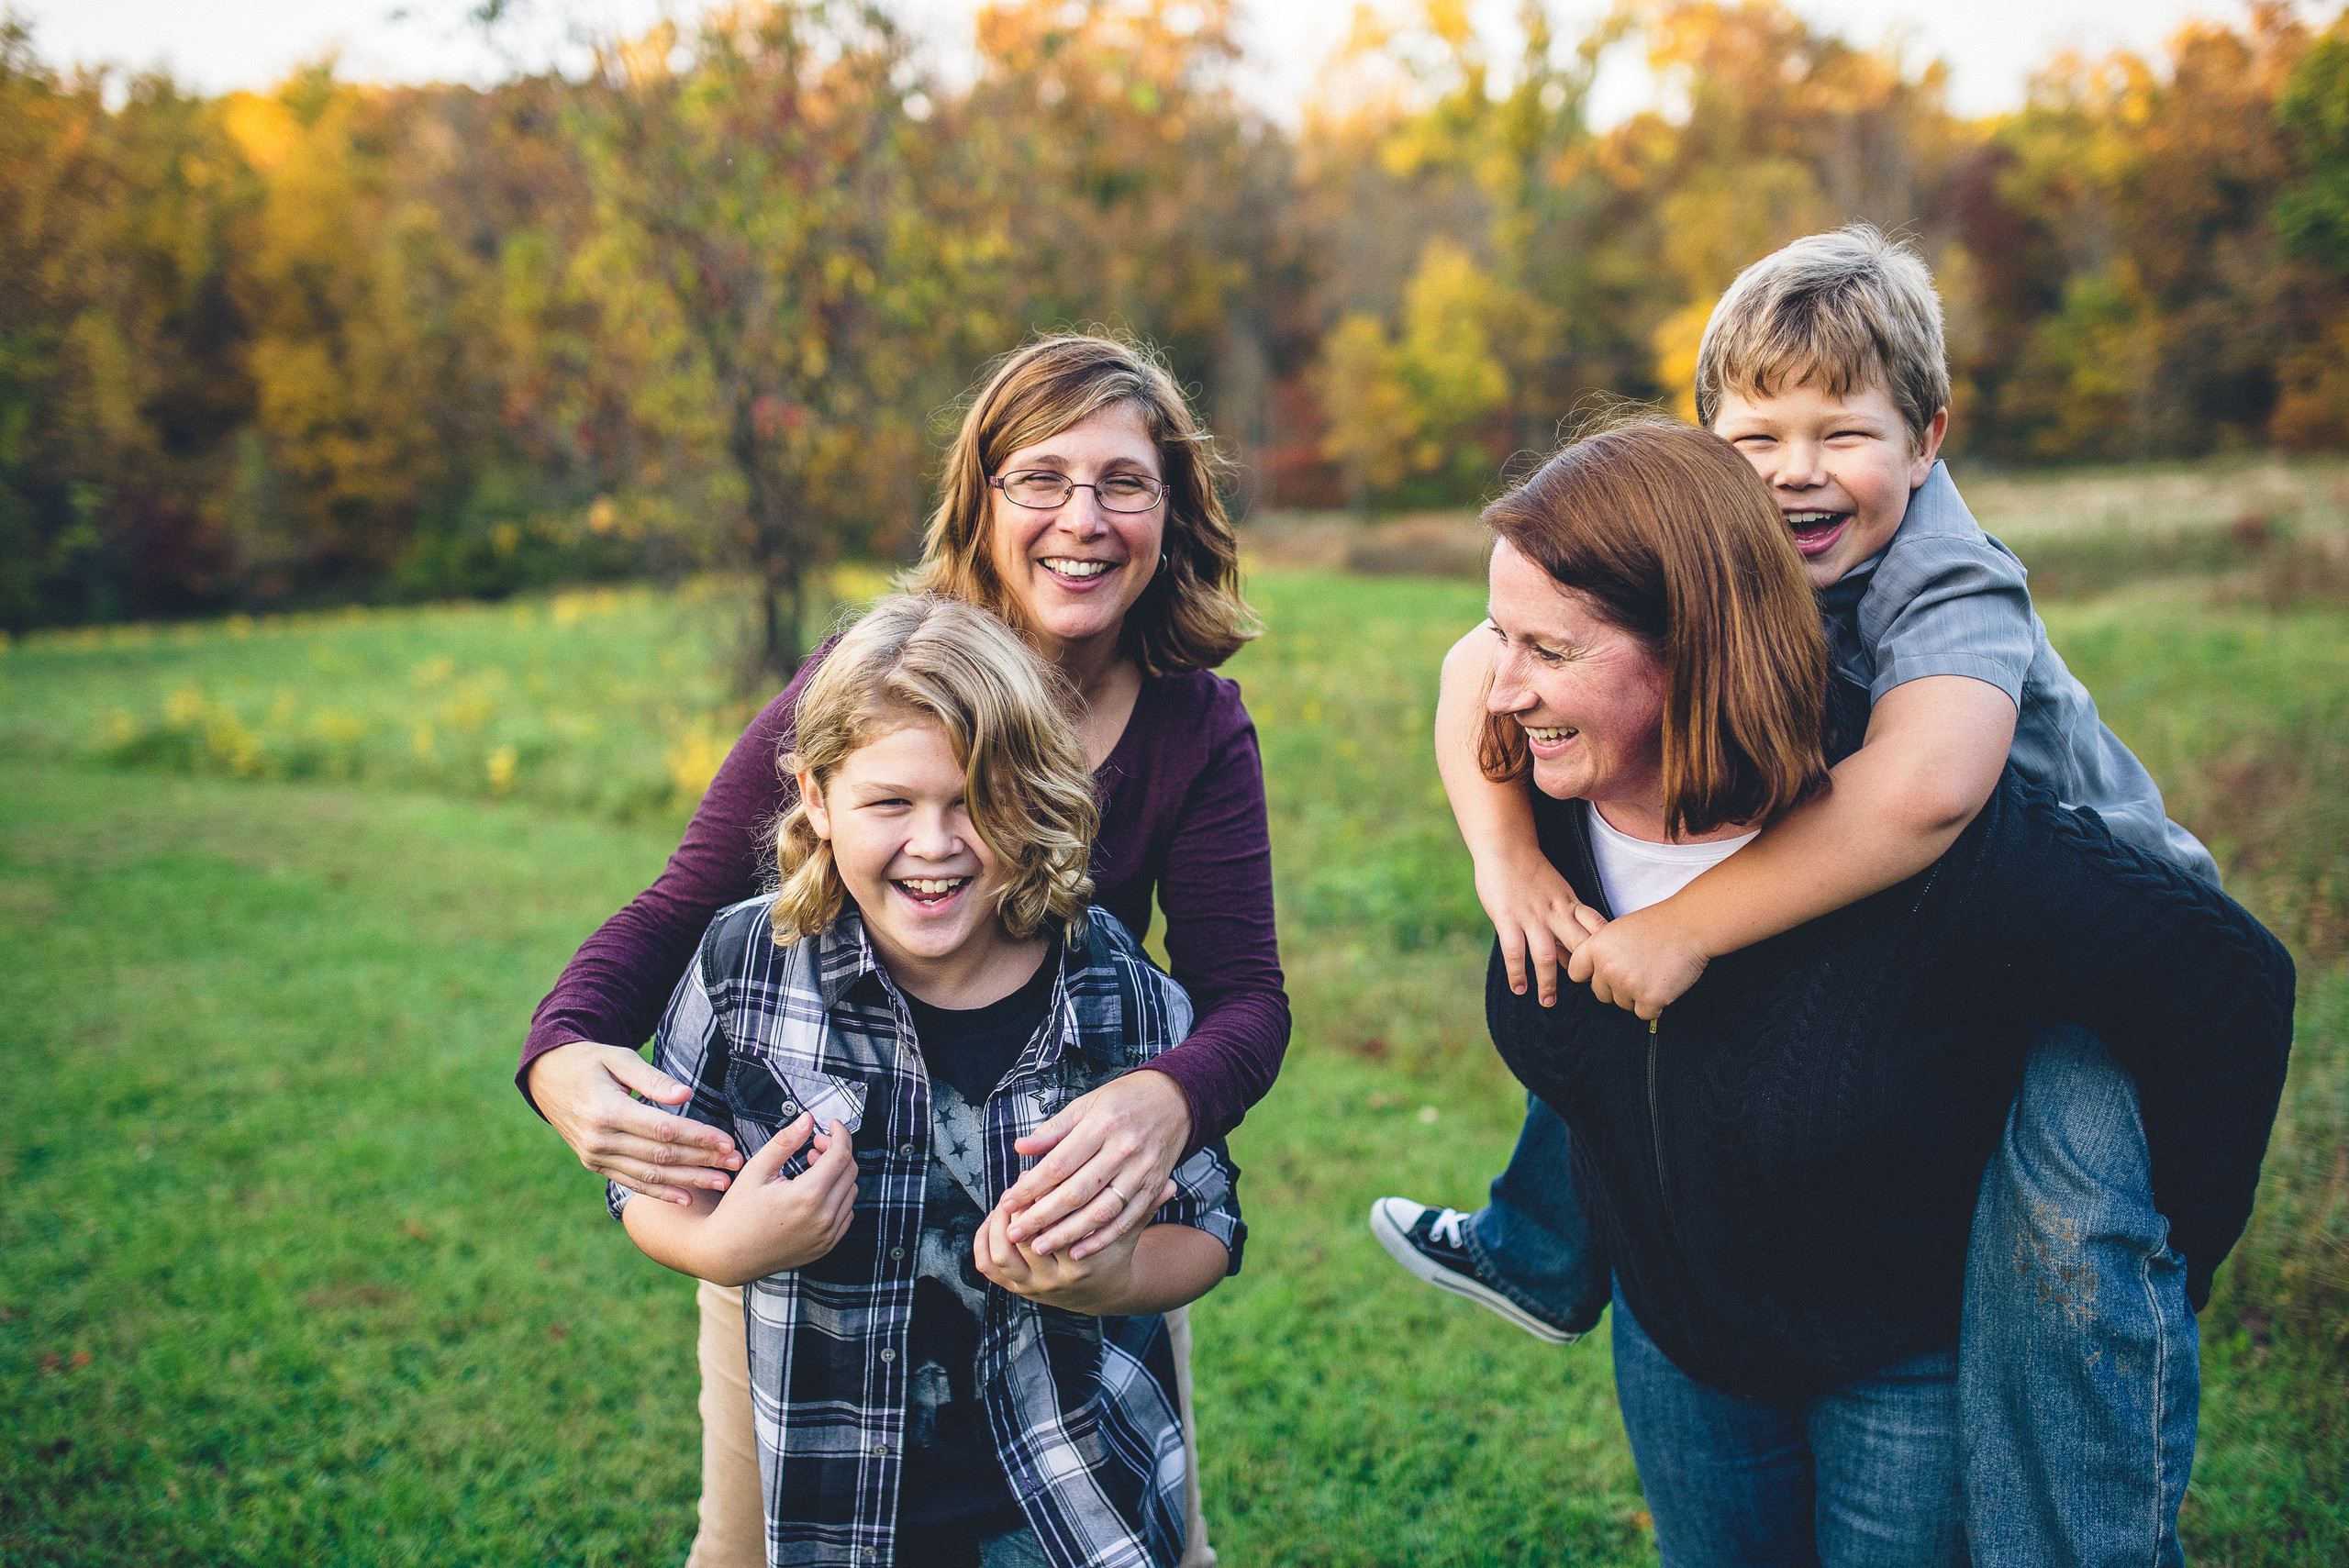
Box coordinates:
[1989,1027,2166,1330]
[2003,1196,2104,1329]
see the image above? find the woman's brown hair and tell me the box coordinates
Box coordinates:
[904,333,1260,675]
[1480,415,1830,839]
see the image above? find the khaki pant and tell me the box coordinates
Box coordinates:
[687,1281,1217,1568]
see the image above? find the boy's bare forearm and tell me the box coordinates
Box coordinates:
[1436,623,1555,881]
[1091,1224,1231,1317]
[621,1186,745,1284]
[1014,1224,1230,1318]
[1664,675,2016,958]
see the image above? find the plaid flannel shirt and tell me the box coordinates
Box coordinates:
[611,900,1245,1568]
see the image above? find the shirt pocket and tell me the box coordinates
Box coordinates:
[724,1051,870,1149]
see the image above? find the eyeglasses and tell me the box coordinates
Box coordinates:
[990,470,1165,513]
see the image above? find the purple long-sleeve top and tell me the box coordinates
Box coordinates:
[521,646,1291,1153]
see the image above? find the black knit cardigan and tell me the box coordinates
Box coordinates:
[1490,772,2294,1403]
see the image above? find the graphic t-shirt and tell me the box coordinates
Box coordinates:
[894,946,1060,1538]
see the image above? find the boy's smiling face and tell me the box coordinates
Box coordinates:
[798,716,1026,990]
[1711,377,1947,589]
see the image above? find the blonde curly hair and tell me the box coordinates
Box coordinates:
[772,595,1097,944]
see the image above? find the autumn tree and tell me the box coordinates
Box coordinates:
[568,4,963,678]
[1598,0,1963,419]
[0,26,261,628]
[1317,237,1514,508]
[1974,4,2329,456]
[955,1,1301,506]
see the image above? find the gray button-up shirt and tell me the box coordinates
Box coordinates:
[1819,462,2219,885]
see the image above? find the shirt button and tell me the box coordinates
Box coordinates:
[871,1440,888,1455]
[780,1101,798,1117]
[889,1247,905,1261]
[879,1348,895,1362]
[898,1142,914,1157]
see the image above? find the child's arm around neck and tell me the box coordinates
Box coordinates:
[1569,673,2017,1018]
[1434,621,1591,1007]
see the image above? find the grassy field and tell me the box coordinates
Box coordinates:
[6,494,2348,1562]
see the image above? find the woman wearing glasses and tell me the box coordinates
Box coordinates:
[519,334,1283,1568]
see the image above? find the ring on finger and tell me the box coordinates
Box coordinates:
[1105,1182,1130,1207]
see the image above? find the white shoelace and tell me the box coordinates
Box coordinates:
[1427,1208,1469,1251]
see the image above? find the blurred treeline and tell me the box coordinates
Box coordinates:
[9,0,2349,649]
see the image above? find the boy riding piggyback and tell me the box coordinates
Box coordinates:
[1375,225,2216,1565]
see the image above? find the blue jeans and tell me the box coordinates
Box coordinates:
[1463,1094,1614,1339]
[1612,1282,1966,1567]
[1467,1028,2194,1563]
[1961,1025,2195,1568]
[980,1528,1051,1567]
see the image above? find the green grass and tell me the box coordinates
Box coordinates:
[1,769,703,1564]
[0,568,892,827]
[6,558,2347,1563]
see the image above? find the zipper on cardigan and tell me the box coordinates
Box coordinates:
[1645,1010,1712,1372]
[1646,1016,1675,1238]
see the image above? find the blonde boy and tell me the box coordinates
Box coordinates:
[619,595,1241,1568]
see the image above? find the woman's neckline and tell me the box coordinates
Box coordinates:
[1589,798,1760,850]
[1079,657,1146,772]
[1092,663,1156,778]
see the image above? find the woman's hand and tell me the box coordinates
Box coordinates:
[529,1040,742,1206]
[1000,1069,1190,1260]
[974,1202,1144,1315]
[1478,851,1591,1008]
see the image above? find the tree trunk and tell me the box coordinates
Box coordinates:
[731,401,806,689]
[758,553,803,685]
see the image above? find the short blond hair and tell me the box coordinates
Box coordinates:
[1694,224,1950,444]
[773,595,1097,944]
[904,333,1260,676]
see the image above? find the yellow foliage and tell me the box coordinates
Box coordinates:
[1316,313,1418,495]
[1397,237,1509,440]
[485,745,518,796]
[1651,301,1712,424]
[1316,238,1513,500]
[666,724,731,806]
[219,92,298,174]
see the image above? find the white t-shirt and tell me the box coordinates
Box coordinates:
[1586,806,1758,916]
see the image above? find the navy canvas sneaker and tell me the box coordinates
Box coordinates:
[1368,1196,1578,1345]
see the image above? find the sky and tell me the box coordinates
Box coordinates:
[15,0,2256,122]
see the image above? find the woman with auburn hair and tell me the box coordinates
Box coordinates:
[520,334,1281,1567]
[1468,418,2288,1560]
